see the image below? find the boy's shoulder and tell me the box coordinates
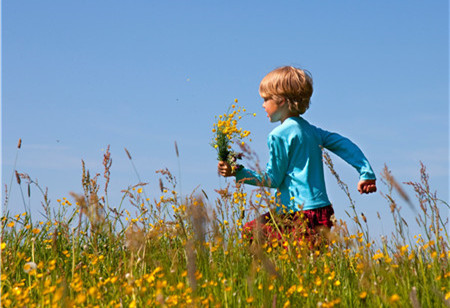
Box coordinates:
[269,116,324,141]
[269,117,307,136]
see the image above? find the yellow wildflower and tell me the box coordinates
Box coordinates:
[23,262,37,274]
[389,294,400,303]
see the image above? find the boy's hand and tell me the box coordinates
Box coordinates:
[218,161,235,177]
[357,179,377,194]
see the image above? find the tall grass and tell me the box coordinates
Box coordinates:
[1,146,449,307]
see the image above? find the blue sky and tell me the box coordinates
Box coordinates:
[2,1,448,239]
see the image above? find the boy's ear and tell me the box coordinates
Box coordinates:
[278,97,286,105]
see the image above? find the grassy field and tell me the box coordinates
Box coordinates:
[1,146,449,307]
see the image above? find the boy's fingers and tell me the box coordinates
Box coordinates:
[364,184,376,194]
[357,182,364,194]
[358,180,377,194]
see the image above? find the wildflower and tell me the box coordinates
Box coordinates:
[1,243,6,250]
[6,221,14,228]
[389,294,400,303]
[32,228,40,234]
[372,251,384,260]
[76,293,86,304]
[212,100,253,170]
[23,262,37,274]
[359,291,367,299]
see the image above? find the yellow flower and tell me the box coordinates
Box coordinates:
[7,221,15,228]
[359,291,367,299]
[372,252,384,260]
[1,243,6,250]
[137,188,143,194]
[389,294,400,303]
[23,262,37,274]
[76,293,87,304]
[32,228,40,234]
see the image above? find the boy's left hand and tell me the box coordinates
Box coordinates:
[357,179,377,194]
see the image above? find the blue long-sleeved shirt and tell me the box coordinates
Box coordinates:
[235,116,375,212]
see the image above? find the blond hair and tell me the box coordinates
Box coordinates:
[259,66,313,115]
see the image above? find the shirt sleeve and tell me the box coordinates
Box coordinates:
[319,129,376,180]
[235,134,288,188]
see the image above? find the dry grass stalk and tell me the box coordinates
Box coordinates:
[124,147,132,160]
[103,145,112,195]
[382,165,414,210]
[409,286,421,308]
[174,141,179,158]
[15,171,21,185]
[125,224,145,252]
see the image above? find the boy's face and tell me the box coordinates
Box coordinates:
[262,97,285,123]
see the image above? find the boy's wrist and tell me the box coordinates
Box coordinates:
[232,164,244,176]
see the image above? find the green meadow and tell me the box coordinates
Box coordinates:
[1,144,449,307]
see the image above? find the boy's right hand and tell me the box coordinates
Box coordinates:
[357,179,377,194]
[218,161,235,177]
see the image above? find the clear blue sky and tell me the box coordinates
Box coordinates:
[2,1,448,239]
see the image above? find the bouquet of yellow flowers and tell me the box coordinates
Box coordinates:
[212,99,254,172]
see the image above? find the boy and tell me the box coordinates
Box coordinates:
[218,66,376,241]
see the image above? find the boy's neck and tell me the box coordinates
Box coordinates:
[280,111,299,123]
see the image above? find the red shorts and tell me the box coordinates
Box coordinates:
[242,205,335,243]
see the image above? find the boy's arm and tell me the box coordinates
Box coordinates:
[320,129,376,183]
[233,134,288,188]
[217,161,272,185]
